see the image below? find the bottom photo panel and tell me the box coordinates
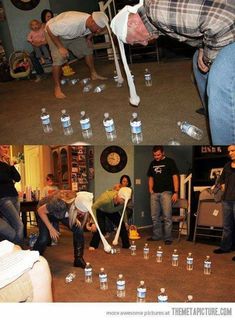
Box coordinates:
[0,144,235,308]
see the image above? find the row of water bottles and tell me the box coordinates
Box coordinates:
[131,242,212,274]
[41,108,143,144]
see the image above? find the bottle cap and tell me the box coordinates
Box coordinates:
[100,267,104,272]
[81,111,85,116]
[160,288,165,293]
[104,112,109,118]
[132,112,137,118]
[41,107,46,112]
[140,280,144,285]
[61,109,66,114]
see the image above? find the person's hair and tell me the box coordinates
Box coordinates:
[29,19,41,28]
[120,174,132,187]
[41,9,54,23]
[46,173,55,182]
[152,145,164,153]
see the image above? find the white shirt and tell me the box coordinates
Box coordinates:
[46,11,91,39]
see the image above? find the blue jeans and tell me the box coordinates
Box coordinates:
[193,42,235,144]
[220,201,235,251]
[150,192,173,241]
[0,217,16,241]
[0,197,23,245]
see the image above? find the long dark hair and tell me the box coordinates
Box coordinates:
[120,175,132,187]
[41,9,54,23]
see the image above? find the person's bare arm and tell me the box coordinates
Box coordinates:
[46,25,69,59]
[37,204,60,240]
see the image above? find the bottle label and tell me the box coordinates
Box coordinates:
[41,115,50,125]
[131,245,136,251]
[99,274,107,283]
[158,295,168,302]
[80,118,91,130]
[204,261,211,268]
[117,280,125,290]
[130,121,142,134]
[172,254,179,261]
[145,74,151,80]
[187,257,193,265]
[104,121,115,133]
[137,288,146,298]
[61,116,71,128]
[156,251,163,257]
[144,247,149,254]
[85,268,92,276]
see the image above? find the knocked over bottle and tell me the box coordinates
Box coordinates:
[40,108,53,133]
[177,121,203,140]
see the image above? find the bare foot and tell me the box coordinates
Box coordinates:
[89,246,96,251]
[55,87,66,99]
[91,72,107,80]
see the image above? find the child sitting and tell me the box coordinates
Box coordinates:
[27,19,51,65]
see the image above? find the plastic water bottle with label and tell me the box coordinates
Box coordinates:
[103,112,117,141]
[80,111,92,139]
[130,240,136,256]
[204,256,212,275]
[177,121,203,140]
[111,246,120,254]
[156,246,163,263]
[136,280,146,302]
[116,274,126,298]
[40,108,53,133]
[143,243,149,260]
[84,262,92,283]
[144,68,152,86]
[158,288,168,302]
[60,109,73,136]
[130,112,143,144]
[186,252,193,271]
[99,267,108,290]
[65,272,76,283]
[172,249,179,267]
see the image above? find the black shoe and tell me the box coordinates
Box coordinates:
[74,257,86,268]
[196,107,207,116]
[147,237,160,241]
[232,256,235,261]
[165,240,173,245]
[213,248,230,254]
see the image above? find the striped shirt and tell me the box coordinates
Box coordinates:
[139,0,235,65]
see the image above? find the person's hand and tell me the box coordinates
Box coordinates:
[58,47,69,59]
[172,193,178,203]
[49,226,60,241]
[197,48,209,73]
[90,223,97,233]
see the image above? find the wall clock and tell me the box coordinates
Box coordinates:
[11,0,40,11]
[100,146,127,173]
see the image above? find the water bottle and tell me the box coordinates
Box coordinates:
[40,108,53,133]
[144,68,152,87]
[130,240,136,256]
[94,84,106,93]
[65,272,76,283]
[84,262,92,283]
[99,267,108,290]
[111,246,120,254]
[116,274,126,298]
[143,243,149,260]
[80,111,92,139]
[185,295,193,302]
[157,288,168,302]
[156,246,163,263]
[136,280,146,303]
[103,112,117,141]
[186,252,193,271]
[177,121,203,140]
[172,249,179,267]
[130,112,143,144]
[60,109,73,136]
[167,138,181,145]
[204,256,212,275]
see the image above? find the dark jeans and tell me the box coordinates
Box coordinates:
[33,213,84,255]
[90,209,130,249]
[220,201,235,251]
[30,51,44,75]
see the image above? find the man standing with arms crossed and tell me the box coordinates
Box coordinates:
[147,146,179,244]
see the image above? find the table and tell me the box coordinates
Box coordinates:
[20,201,38,238]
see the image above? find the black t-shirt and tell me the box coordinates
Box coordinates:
[220,162,235,201]
[147,157,179,193]
[0,162,21,198]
